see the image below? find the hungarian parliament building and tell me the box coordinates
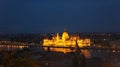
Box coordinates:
[43,29,91,53]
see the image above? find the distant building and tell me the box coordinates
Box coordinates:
[43,29,90,53]
[110,39,120,48]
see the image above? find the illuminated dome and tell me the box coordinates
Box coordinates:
[62,29,69,41]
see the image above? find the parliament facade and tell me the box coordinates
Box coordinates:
[43,29,90,53]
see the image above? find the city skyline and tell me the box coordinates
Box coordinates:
[0,0,120,33]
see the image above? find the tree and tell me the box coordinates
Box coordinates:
[0,51,39,67]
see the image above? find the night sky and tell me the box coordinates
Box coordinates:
[0,0,120,33]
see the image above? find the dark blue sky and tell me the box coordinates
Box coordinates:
[0,0,120,33]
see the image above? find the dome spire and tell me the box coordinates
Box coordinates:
[64,28,67,32]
